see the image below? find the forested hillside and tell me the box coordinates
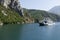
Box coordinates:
[23,8,60,22]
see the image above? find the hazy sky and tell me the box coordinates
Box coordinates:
[20,0,60,11]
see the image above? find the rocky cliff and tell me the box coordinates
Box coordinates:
[0,0,24,16]
[0,0,34,24]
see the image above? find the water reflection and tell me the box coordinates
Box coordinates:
[0,24,23,40]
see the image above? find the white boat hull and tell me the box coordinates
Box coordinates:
[44,23,55,26]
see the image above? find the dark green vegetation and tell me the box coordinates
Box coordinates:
[0,4,60,24]
[0,5,24,24]
[23,8,60,22]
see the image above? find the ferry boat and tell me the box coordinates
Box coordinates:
[39,18,55,26]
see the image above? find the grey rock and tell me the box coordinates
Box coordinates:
[0,0,24,16]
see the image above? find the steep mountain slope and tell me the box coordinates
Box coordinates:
[49,6,60,15]
[0,0,34,24]
[0,5,24,24]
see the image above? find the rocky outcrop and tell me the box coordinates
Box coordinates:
[0,0,24,16]
[8,0,24,16]
[0,0,11,8]
[2,10,7,16]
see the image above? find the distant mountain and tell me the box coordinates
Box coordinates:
[49,6,60,15]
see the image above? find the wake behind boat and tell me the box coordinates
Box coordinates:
[39,18,55,26]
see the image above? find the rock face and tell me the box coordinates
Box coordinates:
[0,0,24,16]
[0,0,11,8]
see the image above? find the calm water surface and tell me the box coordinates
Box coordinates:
[0,23,60,40]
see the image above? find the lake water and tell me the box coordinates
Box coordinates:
[0,23,60,40]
